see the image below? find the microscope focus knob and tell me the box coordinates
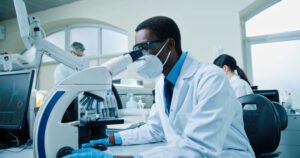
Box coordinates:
[56,146,74,158]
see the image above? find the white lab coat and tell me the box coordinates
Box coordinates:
[54,59,89,85]
[54,64,77,85]
[119,54,255,158]
[230,75,253,98]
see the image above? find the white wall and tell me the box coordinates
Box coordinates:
[0,0,256,90]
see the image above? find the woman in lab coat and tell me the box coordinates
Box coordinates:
[65,16,255,158]
[213,54,253,98]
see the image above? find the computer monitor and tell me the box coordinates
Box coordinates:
[253,89,280,103]
[0,70,34,147]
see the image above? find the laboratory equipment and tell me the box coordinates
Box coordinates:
[0,70,34,148]
[281,91,293,110]
[13,0,31,49]
[0,53,30,72]
[126,93,139,109]
[13,1,143,157]
[114,85,154,109]
[32,50,142,158]
[12,0,88,73]
[137,96,146,109]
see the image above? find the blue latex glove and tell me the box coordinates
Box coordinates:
[63,147,113,158]
[82,138,110,148]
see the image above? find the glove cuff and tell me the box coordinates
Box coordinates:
[113,133,122,145]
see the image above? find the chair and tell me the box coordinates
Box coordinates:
[239,94,281,158]
[272,102,288,131]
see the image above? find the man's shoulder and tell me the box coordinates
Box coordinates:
[194,62,224,78]
[187,55,221,72]
[181,55,224,80]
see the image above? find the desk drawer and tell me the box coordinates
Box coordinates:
[276,145,300,158]
[280,131,300,145]
[287,115,300,130]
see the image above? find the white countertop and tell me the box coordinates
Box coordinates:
[0,142,165,158]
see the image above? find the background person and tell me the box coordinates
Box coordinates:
[213,54,253,98]
[54,41,88,123]
[54,41,87,85]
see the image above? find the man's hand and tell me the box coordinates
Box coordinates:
[82,135,116,148]
[63,148,113,158]
[82,138,110,148]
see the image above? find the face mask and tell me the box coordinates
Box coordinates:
[136,39,171,80]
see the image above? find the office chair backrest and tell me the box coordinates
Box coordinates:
[272,102,288,131]
[239,94,281,156]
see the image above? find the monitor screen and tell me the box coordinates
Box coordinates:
[0,70,34,129]
[253,89,280,103]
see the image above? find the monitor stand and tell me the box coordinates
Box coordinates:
[0,121,30,149]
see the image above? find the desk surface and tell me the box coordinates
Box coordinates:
[0,143,165,158]
[110,142,166,155]
[0,145,33,158]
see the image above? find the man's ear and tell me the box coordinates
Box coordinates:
[168,38,176,50]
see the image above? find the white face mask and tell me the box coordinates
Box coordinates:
[136,39,171,80]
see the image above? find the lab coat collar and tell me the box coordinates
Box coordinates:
[166,52,188,85]
[180,54,199,80]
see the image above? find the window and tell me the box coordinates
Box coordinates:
[246,0,300,36]
[251,40,300,102]
[242,0,300,105]
[102,29,128,56]
[22,24,128,63]
[45,30,65,49]
[21,24,128,91]
[43,30,65,62]
[70,27,99,57]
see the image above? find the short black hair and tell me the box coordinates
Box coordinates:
[135,16,182,56]
[71,42,85,52]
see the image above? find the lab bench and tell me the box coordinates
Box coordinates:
[0,143,165,158]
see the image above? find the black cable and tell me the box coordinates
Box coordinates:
[8,132,20,147]
[111,84,123,109]
[0,139,32,153]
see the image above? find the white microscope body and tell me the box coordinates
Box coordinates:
[33,53,141,158]
[33,66,111,158]
[12,1,143,157]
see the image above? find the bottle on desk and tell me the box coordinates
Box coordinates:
[137,96,145,109]
[126,93,138,109]
[282,91,293,110]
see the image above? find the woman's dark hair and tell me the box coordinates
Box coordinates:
[213,54,251,86]
[135,16,182,56]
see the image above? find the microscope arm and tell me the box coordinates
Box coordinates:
[35,39,89,71]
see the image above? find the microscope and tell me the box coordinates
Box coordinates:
[12,0,143,157]
[33,51,143,158]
